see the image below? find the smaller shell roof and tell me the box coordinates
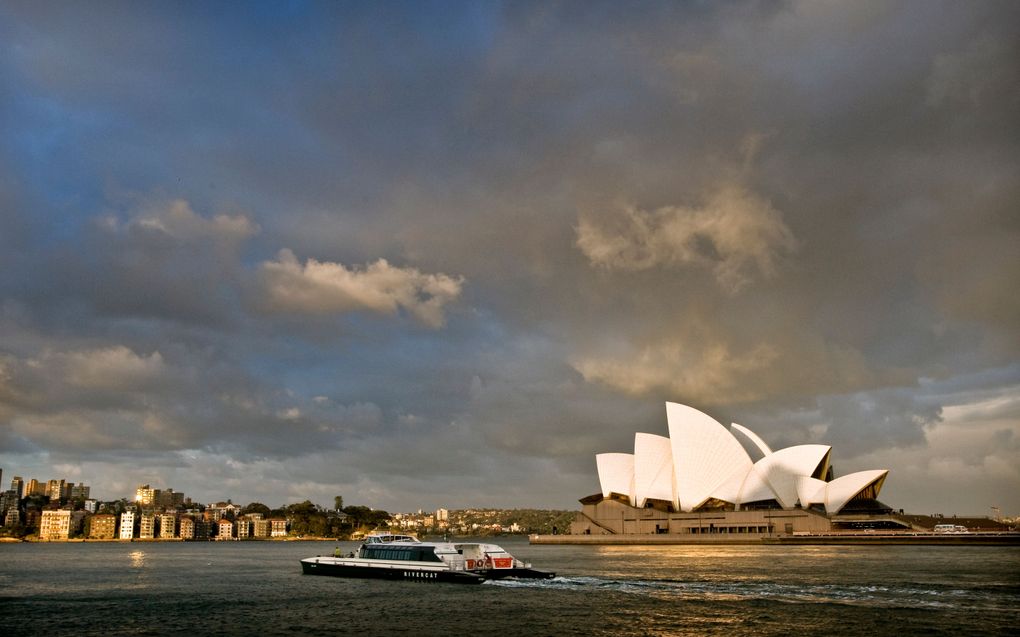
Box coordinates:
[596,452,635,505]
[633,433,674,508]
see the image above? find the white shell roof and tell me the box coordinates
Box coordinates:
[824,469,888,514]
[711,462,752,505]
[795,476,828,507]
[736,465,777,504]
[753,444,832,508]
[633,433,674,508]
[730,422,773,459]
[666,402,752,512]
[593,403,889,515]
[596,452,635,505]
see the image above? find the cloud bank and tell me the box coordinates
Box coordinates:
[0,1,1017,515]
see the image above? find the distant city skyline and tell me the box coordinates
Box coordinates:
[0,2,1018,516]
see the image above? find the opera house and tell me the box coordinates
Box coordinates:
[568,402,897,538]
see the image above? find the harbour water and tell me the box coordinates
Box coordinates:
[1,538,1017,636]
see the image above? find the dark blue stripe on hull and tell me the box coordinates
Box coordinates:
[301,561,485,584]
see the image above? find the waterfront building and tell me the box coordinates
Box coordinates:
[252,518,270,538]
[217,518,234,540]
[178,516,195,540]
[119,511,136,539]
[159,513,177,539]
[10,476,24,498]
[193,519,210,540]
[269,518,287,537]
[40,509,72,540]
[89,514,118,539]
[139,512,156,538]
[571,403,894,537]
[236,517,250,539]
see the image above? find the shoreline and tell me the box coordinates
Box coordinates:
[529,532,1020,546]
[0,536,343,544]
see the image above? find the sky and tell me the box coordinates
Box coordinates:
[0,1,1017,516]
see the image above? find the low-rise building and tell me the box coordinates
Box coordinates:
[253,518,270,538]
[139,513,156,539]
[236,517,250,539]
[269,518,287,537]
[217,518,234,540]
[159,513,176,539]
[40,509,72,540]
[178,516,195,540]
[119,511,136,539]
[89,514,118,539]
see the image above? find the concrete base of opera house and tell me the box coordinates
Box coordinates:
[530,496,1020,545]
[567,497,837,537]
[530,533,1020,545]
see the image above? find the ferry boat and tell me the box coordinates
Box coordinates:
[300,533,555,584]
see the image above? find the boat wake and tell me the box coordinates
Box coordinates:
[488,575,986,609]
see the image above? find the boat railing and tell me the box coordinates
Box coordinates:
[364,534,420,544]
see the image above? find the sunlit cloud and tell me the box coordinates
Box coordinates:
[576,185,796,293]
[256,249,465,328]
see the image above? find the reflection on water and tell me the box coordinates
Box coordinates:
[129,550,145,568]
[0,540,1016,637]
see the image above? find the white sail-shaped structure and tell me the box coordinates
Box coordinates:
[596,452,635,506]
[730,422,773,459]
[595,403,889,515]
[666,402,752,512]
[633,433,674,507]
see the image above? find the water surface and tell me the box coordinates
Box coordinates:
[1,539,1017,635]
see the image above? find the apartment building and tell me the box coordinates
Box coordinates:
[253,518,270,538]
[119,511,136,539]
[270,518,287,537]
[139,513,156,539]
[89,514,118,539]
[40,509,72,540]
[159,513,177,539]
[178,516,195,540]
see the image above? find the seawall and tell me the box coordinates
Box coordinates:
[529,532,1020,546]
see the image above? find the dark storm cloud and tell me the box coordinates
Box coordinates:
[0,1,1017,513]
